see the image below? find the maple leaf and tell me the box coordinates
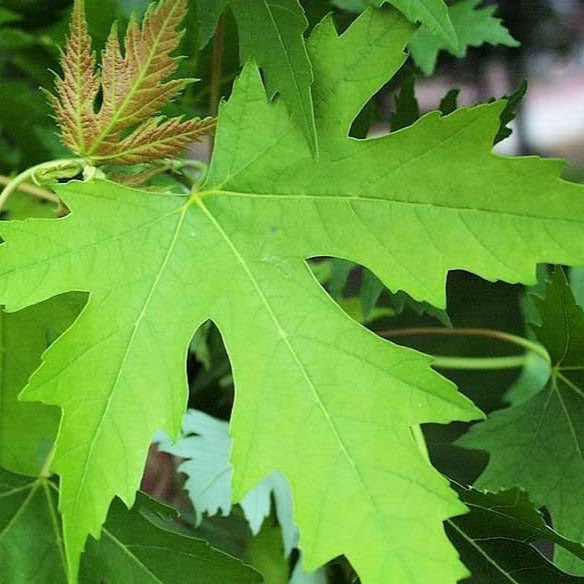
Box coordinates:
[373,0,458,50]
[48,0,215,165]
[459,268,584,575]
[0,467,259,583]
[409,0,519,76]
[2,6,584,583]
[335,0,515,75]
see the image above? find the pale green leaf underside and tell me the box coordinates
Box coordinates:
[1,7,584,584]
[160,408,299,555]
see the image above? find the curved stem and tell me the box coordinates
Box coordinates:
[0,175,59,203]
[432,355,529,371]
[0,159,84,213]
[380,326,550,365]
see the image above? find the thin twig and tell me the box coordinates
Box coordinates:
[379,326,550,363]
[0,174,59,203]
[0,159,83,213]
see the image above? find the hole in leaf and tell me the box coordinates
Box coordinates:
[187,319,234,421]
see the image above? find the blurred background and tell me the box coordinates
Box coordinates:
[419,0,584,168]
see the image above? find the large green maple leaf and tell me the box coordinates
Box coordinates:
[459,268,584,575]
[2,6,584,583]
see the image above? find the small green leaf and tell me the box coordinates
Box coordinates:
[409,0,519,75]
[202,0,317,155]
[439,88,460,115]
[373,0,458,50]
[392,74,420,131]
[493,81,528,144]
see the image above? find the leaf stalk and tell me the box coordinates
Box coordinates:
[0,159,85,213]
[432,355,530,371]
[0,175,59,204]
[380,326,551,369]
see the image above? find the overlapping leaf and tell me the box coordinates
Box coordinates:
[48,0,214,164]
[197,0,316,154]
[0,467,259,583]
[409,0,519,75]
[373,0,457,49]
[447,484,584,583]
[335,0,515,74]
[3,5,584,584]
[459,269,584,575]
[0,296,82,476]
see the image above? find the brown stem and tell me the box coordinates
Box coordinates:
[209,12,225,155]
[378,327,550,362]
[380,327,517,344]
[0,174,59,203]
